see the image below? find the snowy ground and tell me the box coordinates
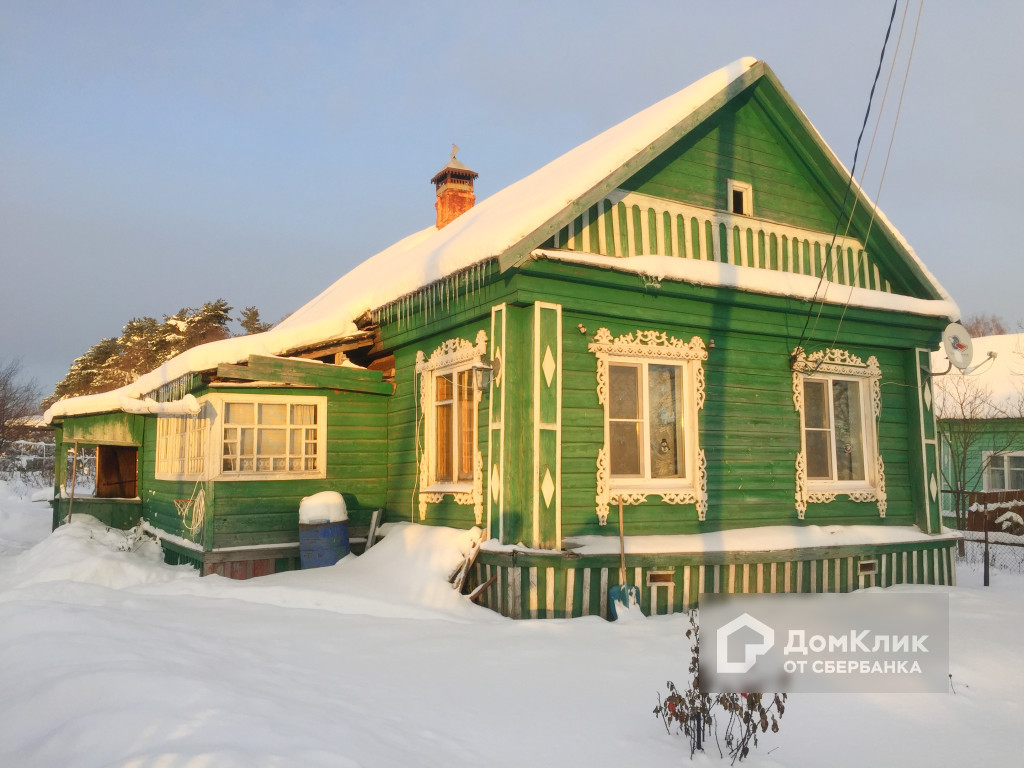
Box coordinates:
[1,480,1020,767]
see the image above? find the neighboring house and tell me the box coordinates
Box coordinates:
[45,58,961,616]
[933,334,1024,521]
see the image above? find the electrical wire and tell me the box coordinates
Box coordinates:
[793,0,901,360]
[828,0,924,351]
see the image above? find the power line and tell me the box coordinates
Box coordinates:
[793,0,901,360]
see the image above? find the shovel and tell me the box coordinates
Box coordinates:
[609,497,641,619]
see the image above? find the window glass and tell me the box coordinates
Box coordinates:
[804,380,829,429]
[609,365,639,420]
[457,370,475,482]
[1009,455,1024,490]
[220,400,320,476]
[806,431,832,479]
[610,422,641,476]
[832,380,865,482]
[259,403,286,425]
[435,402,453,482]
[609,364,642,476]
[987,460,1006,490]
[291,404,316,425]
[803,377,868,483]
[225,403,253,424]
[648,364,684,478]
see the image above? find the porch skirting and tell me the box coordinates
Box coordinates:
[468,539,958,620]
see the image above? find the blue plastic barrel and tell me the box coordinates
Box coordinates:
[299,521,350,569]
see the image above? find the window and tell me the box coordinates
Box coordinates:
[792,347,886,518]
[220,400,322,476]
[608,362,686,481]
[432,369,476,484]
[983,452,1024,491]
[156,414,207,479]
[589,328,708,523]
[415,330,488,522]
[727,179,752,216]
[802,377,867,483]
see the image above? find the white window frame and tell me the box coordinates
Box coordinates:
[727,178,753,216]
[792,347,886,518]
[155,406,210,481]
[415,330,487,522]
[211,393,327,482]
[589,328,708,524]
[982,450,1024,491]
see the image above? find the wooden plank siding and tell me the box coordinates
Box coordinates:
[374,253,944,548]
[540,86,906,295]
[471,538,958,619]
[201,387,388,550]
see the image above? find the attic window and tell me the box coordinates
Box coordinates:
[727,179,752,216]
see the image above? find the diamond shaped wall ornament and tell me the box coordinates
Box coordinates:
[929,473,938,501]
[490,465,500,502]
[542,346,556,387]
[923,382,932,411]
[541,469,555,508]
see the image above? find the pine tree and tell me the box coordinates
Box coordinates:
[238,306,272,335]
[46,298,239,406]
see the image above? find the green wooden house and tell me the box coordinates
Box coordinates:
[933,333,1024,524]
[46,58,961,614]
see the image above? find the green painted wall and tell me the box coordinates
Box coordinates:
[54,383,389,551]
[623,88,838,235]
[938,418,1024,512]
[376,256,943,545]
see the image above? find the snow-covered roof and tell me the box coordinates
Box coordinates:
[45,56,956,422]
[931,333,1024,416]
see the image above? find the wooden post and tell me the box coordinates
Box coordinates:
[983,512,990,588]
[67,441,79,525]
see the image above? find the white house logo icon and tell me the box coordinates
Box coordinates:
[717,613,775,674]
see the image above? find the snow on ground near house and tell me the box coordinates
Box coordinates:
[0,478,55,558]
[0,483,1020,767]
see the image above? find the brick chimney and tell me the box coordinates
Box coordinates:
[431,144,478,229]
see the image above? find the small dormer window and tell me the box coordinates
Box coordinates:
[727,179,752,216]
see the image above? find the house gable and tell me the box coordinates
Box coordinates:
[513,64,946,304]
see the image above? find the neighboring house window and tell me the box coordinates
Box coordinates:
[415,330,487,523]
[792,347,886,518]
[156,413,207,480]
[983,451,1024,491]
[589,328,708,524]
[220,399,323,476]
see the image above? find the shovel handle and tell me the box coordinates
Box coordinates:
[617,497,626,585]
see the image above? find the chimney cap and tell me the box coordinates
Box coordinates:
[431,144,478,186]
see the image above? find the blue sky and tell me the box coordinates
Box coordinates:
[2,1,1022,399]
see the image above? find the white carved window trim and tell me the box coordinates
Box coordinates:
[792,347,886,518]
[415,330,487,524]
[589,328,708,524]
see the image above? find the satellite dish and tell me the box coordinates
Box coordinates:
[942,322,974,370]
